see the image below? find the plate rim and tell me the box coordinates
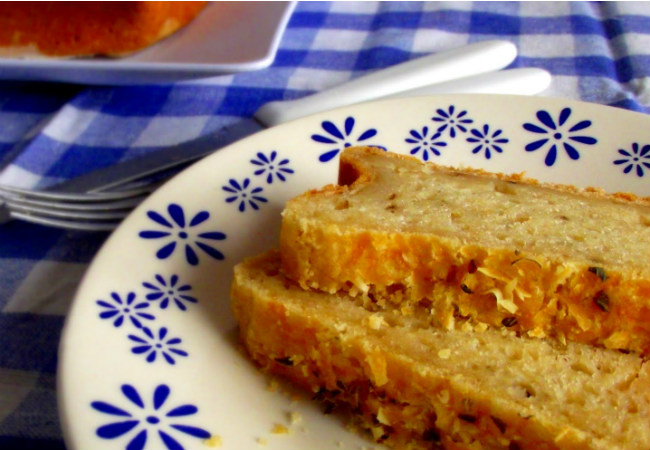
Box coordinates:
[0,1,296,83]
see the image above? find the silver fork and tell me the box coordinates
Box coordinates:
[0,184,159,231]
[0,43,552,232]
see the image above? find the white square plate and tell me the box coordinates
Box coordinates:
[0,2,296,85]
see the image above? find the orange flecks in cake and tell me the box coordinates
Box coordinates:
[0,2,206,57]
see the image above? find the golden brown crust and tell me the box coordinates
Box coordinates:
[231,251,650,450]
[337,146,650,205]
[0,2,206,58]
[279,147,650,355]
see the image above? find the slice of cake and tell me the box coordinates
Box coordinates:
[0,2,206,58]
[231,250,650,450]
[280,146,650,355]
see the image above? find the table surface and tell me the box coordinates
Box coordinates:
[1,2,649,449]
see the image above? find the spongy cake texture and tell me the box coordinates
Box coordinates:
[280,147,650,355]
[231,251,650,450]
[0,2,206,58]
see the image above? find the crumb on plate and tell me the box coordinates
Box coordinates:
[204,435,222,447]
[271,423,290,434]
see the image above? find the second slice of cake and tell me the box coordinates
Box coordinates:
[280,147,650,355]
[232,250,650,450]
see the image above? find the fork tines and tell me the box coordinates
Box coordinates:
[0,185,152,231]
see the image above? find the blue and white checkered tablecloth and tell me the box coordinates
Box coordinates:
[0,2,649,449]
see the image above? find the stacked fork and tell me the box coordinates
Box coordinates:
[0,41,551,231]
[0,185,157,231]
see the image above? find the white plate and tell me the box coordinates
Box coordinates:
[0,2,295,85]
[58,94,650,450]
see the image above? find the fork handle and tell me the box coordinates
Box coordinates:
[254,40,517,127]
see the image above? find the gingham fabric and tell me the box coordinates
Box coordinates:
[0,2,649,449]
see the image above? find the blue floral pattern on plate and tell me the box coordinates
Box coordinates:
[143,274,197,311]
[223,178,268,212]
[405,105,511,161]
[311,116,380,162]
[221,150,295,213]
[523,107,597,166]
[97,292,154,329]
[431,105,473,138]
[139,204,226,266]
[96,273,199,366]
[467,124,509,159]
[91,384,211,450]
[614,142,650,177]
[128,326,188,364]
[405,126,447,161]
[251,150,295,183]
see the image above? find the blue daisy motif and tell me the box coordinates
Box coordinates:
[467,124,509,159]
[251,151,294,184]
[91,384,211,450]
[128,326,188,364]
[614,142,650,177]
[97,292,154,328]
[311,116,379,162]
[431,105,473,138]
[222,178,268,212]
[405,126,447,161]
[142,274,197,311]
[139,204,226,266]
[523,107,597,166]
